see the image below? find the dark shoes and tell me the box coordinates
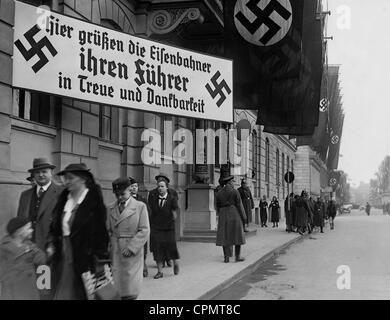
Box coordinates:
[154,272,163,279]
[235,256,245,262]
[224,257,229,263]
[173,264,179,275]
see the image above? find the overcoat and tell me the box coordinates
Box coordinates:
[269,201,281,223]
[238,186,254,224]
[284,197,294,226]
[107,197,150,298]
[0,236,46,300]
[327,202,337,218]
[216,185,246,247]
[17,183,63,250]
[313,201,325,227]
[49,186,109,298]
[294,197,309,227]
[259,200,268,223]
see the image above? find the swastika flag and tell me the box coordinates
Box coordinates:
[223,0,304,109]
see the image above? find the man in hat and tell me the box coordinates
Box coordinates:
[107,177,150,299]
[16,158,63,299]
[17,158,63,251]
[237,179,253,232]
[0,217,47,300]
[127,177,150,277]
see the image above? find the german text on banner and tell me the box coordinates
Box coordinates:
[12,1,233,123]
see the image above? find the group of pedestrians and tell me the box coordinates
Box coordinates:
[0,157,181,300]
[284,191,338,234]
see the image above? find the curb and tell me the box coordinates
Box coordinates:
[197,232,310,300]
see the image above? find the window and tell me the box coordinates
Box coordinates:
[99,105,119,143]
[14,89,54,126]
[252,130,259,196]
[265,138,270,198]
[291,159,294,193]
[276,149,280,199]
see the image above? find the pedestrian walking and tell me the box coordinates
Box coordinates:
[107,177,150,300]
[16,157,63,299]
[301,191,313,234]
[294,193,310,235]
[127,178,150,278]
[148,174,180,279]
[269,196,280,228]
[284,193,295,232]
[327,200,337,230]
[149,173,178,268]
[47,163,109,300]
[216,175,246,263]
[238,179,254,232]
[313,197,325,233]
[0,217,47,300]
[259,195,268,227]
[365,202,371,216]
[17,158,63,252]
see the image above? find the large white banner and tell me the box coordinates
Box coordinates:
[12,1,233,122]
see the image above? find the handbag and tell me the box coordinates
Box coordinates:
[82,258,120,300]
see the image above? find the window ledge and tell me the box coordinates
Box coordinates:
[98,140,124,152]
[11,117,57,137]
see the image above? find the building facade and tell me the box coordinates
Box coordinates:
[0,0,297,238]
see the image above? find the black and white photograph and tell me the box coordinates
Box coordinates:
[0,0,389,308]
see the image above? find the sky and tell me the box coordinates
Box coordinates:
[326,0,390,187]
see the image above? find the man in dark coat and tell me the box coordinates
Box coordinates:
[17,158,63,299]
[216,176,246,263]
[365,202,371,216]
[284,193,295,232]
[259,195,268,227]
[327,200,337,229]
[313,197,325,233]
[237,179,253,232]
[17,158,63,251]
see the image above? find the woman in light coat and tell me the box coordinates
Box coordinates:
[107,177,150,300]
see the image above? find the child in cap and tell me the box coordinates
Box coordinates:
[0,217,47,300]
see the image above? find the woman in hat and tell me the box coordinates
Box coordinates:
[0,217,47,300]
[148,175,180,279]
[107,177,150,299]
[216,176,246,263]
[269,196,280,228]
[47,163,109,300]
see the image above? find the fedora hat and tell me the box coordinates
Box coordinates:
[28,158,56,173]
[221,175,234,183]
[155,172,170,184]
[57,163,91,176]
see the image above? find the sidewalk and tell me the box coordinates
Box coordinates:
[138,225,305,300]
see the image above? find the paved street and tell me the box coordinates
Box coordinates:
[213,209,390,300]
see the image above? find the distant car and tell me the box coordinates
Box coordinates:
[341,204,353,213]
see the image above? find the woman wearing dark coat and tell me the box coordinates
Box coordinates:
[259,195,268,227]
[216,176,246,263]
[269,196,280,227]
[313,197,325,233]
[327,200,337,230]
[148,176,180,279]
[47,163,109,300]
[294,195,310,235]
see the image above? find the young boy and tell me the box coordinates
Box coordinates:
[0,217,46,300]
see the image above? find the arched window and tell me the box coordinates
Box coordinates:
[265,138,270,198]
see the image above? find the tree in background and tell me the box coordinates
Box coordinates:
[369,178,382,208]
[376,156,390,194]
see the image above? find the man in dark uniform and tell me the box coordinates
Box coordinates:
[237,179,253,233]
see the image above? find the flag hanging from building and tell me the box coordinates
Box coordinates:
[223,0,305,109]
[260,0,323,135]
